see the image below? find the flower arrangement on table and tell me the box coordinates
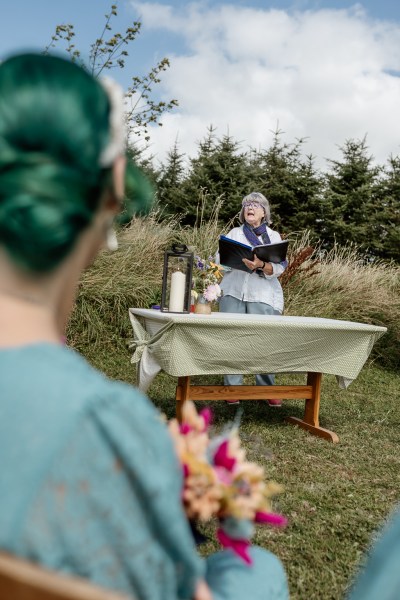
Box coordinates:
[168,401,287,564]
[192,256,223,307]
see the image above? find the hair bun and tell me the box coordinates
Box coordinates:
[0,53,111,272]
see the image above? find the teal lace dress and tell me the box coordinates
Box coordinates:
[347,508,400,600]
[0,344,288,600]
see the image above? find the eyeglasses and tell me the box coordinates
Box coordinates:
[242,201,263,210]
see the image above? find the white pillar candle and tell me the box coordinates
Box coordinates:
[169,269,186,312]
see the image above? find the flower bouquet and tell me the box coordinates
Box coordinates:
[168,401,287,564]
[192,256,223,313]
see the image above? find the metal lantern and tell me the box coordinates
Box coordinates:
[161,243,194,313]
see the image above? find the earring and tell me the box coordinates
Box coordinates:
[106,224,118,251]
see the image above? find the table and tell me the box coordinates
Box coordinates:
[129,309,386,443]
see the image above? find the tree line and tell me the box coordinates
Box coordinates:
[140,127,400,263]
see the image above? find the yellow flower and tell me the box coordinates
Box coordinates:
[182,455,222,520]
[209,261,224,282]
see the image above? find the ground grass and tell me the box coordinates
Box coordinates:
[79,337,400,600]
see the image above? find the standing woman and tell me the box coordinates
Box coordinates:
[0,54,288,600]
[219,192,287,406]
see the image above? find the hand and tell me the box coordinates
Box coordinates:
[193,579,213,600]
[242,258,273,275]
[242,256,263,271]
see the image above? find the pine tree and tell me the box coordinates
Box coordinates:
[372,156,400,262]
[322,138,381,255]
[252,131,323,235]
[181,127,250,224]
[156,140,187,216]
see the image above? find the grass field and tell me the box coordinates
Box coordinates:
[79,336,400,600]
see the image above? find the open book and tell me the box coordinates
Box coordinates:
[219,235,289,273]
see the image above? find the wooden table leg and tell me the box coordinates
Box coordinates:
[285,372,339,443]
[175,372,339,442]
[176,376,191,423]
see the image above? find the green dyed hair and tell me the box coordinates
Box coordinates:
[0,52,153,273]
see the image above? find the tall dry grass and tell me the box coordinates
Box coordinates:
[68,209,400,369]
[179,191,236,260]
[286,242,398,321]
[283,235,400,368]
[67,210,177,348]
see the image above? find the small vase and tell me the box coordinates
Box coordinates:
[194,302,212,315]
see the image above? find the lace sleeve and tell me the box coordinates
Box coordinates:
[19,384,204,600]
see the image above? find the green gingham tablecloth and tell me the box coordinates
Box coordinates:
[129,308,387,392]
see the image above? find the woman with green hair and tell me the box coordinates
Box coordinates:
[0,53,288,600]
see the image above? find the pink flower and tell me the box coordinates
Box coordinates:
[180,423,192,435]
[213,440,237,471]
[203,284,221,302]
[200,408,212,430]
[217,528,252,565]
[214,466,234,485]
[255,511,288,527]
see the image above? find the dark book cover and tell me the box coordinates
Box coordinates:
[219,235,288,272]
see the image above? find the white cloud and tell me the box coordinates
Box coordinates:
[131,1,400,168]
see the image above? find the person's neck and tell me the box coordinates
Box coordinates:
[0,293,61,347]
[0,251,81,348]
[0,208,109,349]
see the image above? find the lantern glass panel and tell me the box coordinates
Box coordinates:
[161,245,193,313]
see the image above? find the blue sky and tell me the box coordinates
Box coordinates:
[3,0,400,42]
[2,1,400,166]
[2,1,400,77]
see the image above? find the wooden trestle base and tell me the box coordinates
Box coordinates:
[175,372,339,443]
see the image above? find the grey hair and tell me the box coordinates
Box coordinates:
[239,192,272,225]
